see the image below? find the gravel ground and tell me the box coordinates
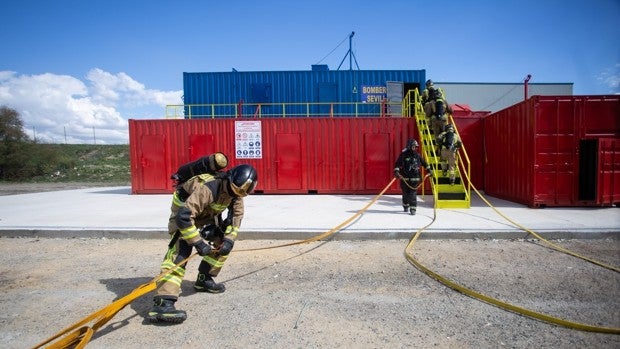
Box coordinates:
[0,237,618,349]
[1,183,618,348]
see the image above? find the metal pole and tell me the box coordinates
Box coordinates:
[349,31,354,71]
[524,74,532,100]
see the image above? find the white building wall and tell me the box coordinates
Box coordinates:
[436,83,573,112]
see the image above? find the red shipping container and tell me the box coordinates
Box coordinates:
[129,117,419,195]
[451,105,490,190]
[483,95,620,207]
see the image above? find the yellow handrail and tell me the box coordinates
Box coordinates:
[165,101,404,119]
[448,113,471,202]
[405,88,471,207]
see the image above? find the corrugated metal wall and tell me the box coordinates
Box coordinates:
[452,114,487,189]
[483,95,620,207]
[129,117,419,194]
[182,69,425,117]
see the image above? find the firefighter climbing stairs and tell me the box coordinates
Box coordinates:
[403,89,471,209]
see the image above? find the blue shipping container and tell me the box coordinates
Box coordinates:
[182,68,426,118]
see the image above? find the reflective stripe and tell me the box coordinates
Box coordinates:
[160,273,183,287]
[197,173,215,182]
[225,225,239,239]
[172,191,184,207]
[161,260,186,272]
[180,225,199,240]
[209,202,228,213]
[202,255,225,268]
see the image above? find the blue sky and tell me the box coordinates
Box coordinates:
[1,0,618,144]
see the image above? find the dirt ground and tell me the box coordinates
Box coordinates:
[0,183,619,348]
[0,237,618,349]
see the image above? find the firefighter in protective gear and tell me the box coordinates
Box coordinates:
[437,124,461,185]
[394,139,433,215]
[147,164,258,323]
[421,80,446,117]
[421,80,452,146]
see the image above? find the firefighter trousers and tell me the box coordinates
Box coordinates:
[155,231,230,298]
[399,177,420,208]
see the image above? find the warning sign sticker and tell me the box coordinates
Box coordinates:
[235,120,262,159]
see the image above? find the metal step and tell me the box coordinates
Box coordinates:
[434,176,462,185]
[414,107,470,209]
[438,192,466,200]
[436,198,471,209]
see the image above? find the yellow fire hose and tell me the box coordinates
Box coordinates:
[404,174,620,334]
[33,179,397,348]
[234,177,398,252]
[33,176,619,348]
[32,253,198,349]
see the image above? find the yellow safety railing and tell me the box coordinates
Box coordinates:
[448,113,472,204]
[403,88,471,208]
[165,101,404,119]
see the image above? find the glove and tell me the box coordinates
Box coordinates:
[427,169,434,176]
[218,237,235,256]
[194,239,212,256]
[393,169,401,178]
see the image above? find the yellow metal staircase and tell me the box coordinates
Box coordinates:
[403,89,471,209]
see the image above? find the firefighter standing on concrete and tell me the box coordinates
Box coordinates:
[437,124,461,185]
[394,139,433,215]
[147,161,258,324]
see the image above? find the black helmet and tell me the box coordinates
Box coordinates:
[426,79,433,88]
[406,139,419,148]
[228,164,257,197]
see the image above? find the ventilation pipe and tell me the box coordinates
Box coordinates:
[524,74,532,100]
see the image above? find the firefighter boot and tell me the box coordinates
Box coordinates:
[403,204,409,212]
[194,273,226,293]
[147,296,187,323]
[410,206,416,215]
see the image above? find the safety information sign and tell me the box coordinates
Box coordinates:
[235,120,262,159]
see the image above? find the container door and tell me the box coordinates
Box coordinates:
[276,133,302,190]
[140,134,168,191]
[318,83,338,116]
[386,81,403,117]
[596,138,620,205]
[189,134,215,161]
[364,133,390,189]
[578,139,597,201]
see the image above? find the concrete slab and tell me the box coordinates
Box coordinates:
[0,186,618,240]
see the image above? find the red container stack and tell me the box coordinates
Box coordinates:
[483,95,620,207]
[129,117,418,195]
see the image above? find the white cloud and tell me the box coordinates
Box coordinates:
[596,63,620,94]
[0,69,183,144]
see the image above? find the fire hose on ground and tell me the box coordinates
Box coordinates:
[33,176,619,348]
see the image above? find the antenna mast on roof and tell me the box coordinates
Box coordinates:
[337,31,360,71]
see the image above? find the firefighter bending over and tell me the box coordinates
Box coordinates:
[147,163,258,323]
[394,139,433,215]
